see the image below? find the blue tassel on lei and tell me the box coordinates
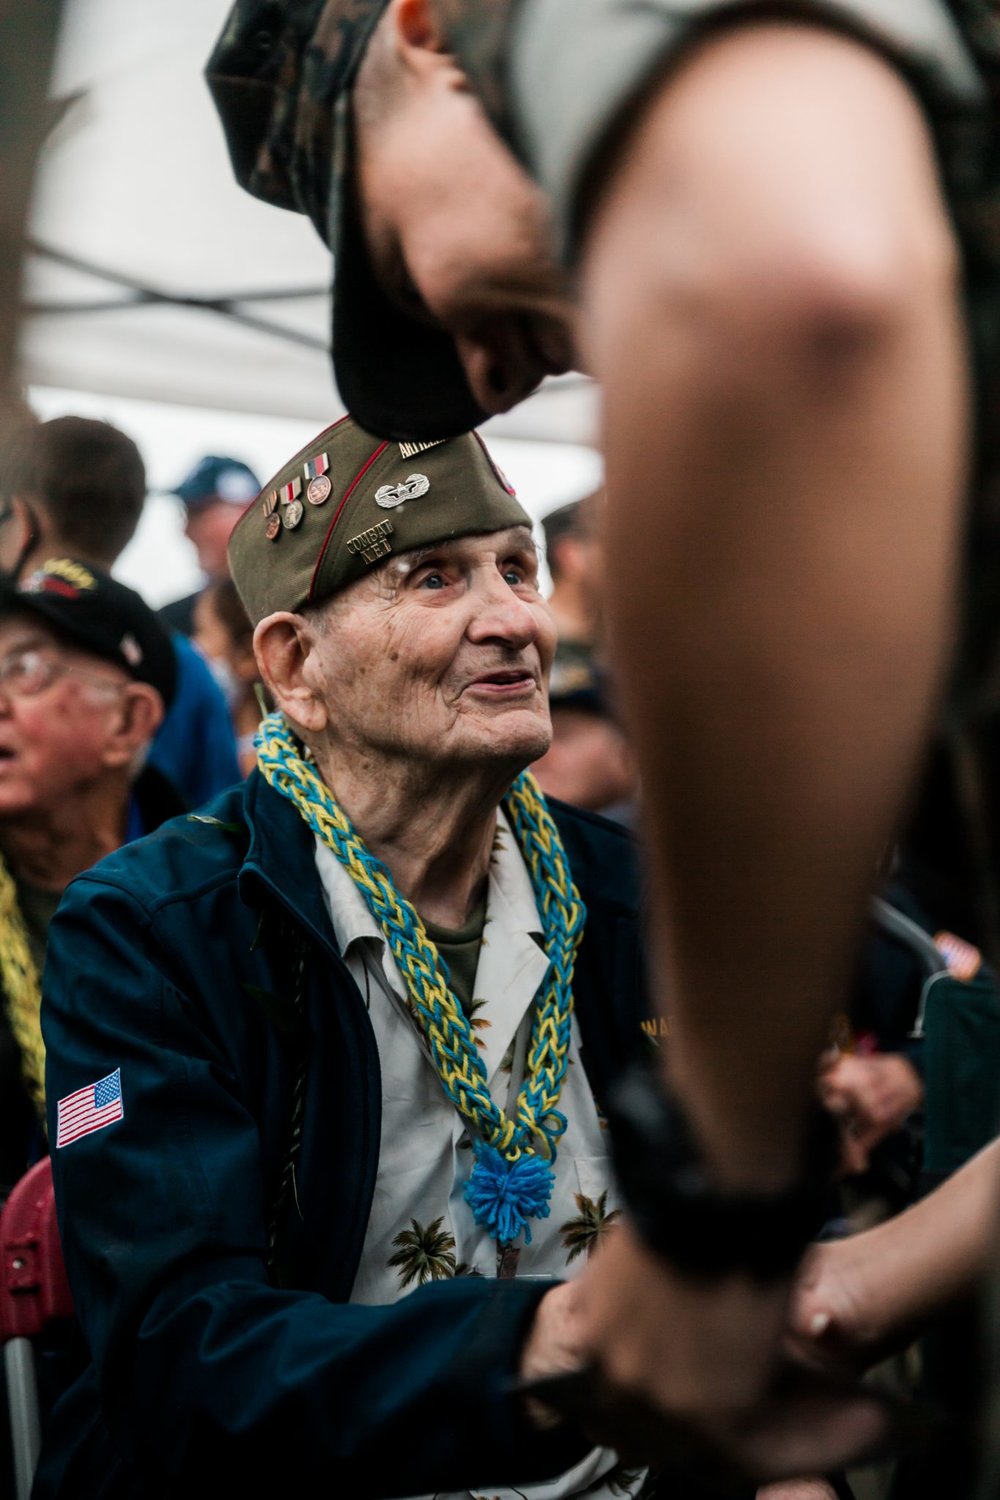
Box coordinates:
[464,1143,555,1245]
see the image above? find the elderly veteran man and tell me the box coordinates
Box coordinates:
[206,0,999,1436]
[34,420,656,1500]
[0,558,180,1199]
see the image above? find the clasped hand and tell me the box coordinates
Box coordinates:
[520,1222,892,1485]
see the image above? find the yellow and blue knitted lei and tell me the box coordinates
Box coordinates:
[256,711,587,1246]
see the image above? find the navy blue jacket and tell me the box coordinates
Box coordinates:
[37,774,650,1499]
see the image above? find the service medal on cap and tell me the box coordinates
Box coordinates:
[375,473,430,510]
[265,513,282,542]
[282,499,305,530]
[304,453,331,505]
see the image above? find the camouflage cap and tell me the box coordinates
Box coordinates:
[206,0,489,442]
[228,415,531,624]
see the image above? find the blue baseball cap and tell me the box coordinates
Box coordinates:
[172,456,261,510]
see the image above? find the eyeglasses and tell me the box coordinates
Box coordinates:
[0,647,125,700]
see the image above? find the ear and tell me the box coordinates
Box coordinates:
[101,683,164,770]
[253,612,329,735]
[390,0,449,66]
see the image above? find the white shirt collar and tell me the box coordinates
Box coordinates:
[312,806,544,974]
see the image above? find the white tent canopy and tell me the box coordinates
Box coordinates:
[22,0,600,447]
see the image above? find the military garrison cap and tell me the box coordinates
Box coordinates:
[228,416,531,624]
[206,0,489,443]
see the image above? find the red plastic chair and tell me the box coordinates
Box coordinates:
[0,1159,73,1500]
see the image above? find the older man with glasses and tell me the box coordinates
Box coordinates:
[0,558,180,1199]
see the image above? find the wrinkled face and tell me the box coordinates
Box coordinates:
[356,87,577,415]
[183,501,243,580]
[309,527,556,771]
[0,616,129,818]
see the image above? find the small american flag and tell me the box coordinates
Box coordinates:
[56,1068,124,1148]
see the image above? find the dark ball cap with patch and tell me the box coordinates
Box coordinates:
[0,559,177,708]
[228,416,531,624]
[206,0,490,443]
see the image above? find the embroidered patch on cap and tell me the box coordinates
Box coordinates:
[22,558,99,599]
[56,1068,124,1147]
[42,559,97,590]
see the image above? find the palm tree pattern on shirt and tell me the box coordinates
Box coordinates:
[468,996,491,1051]
[387,1217,458,1288]
[559,1191,622,1264]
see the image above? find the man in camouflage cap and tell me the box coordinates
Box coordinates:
[206,0,1000,1461]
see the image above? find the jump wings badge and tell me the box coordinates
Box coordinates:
[375,473,430,509]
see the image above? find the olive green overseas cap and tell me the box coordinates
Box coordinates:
[229,416,531,624]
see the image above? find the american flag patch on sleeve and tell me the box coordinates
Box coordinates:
[56,1068,124,1148]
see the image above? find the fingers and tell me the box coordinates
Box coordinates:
[574,1223,792,1413]
[819,1051,923,1174]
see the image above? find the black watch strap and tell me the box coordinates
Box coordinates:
[605,1064,837,1280]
